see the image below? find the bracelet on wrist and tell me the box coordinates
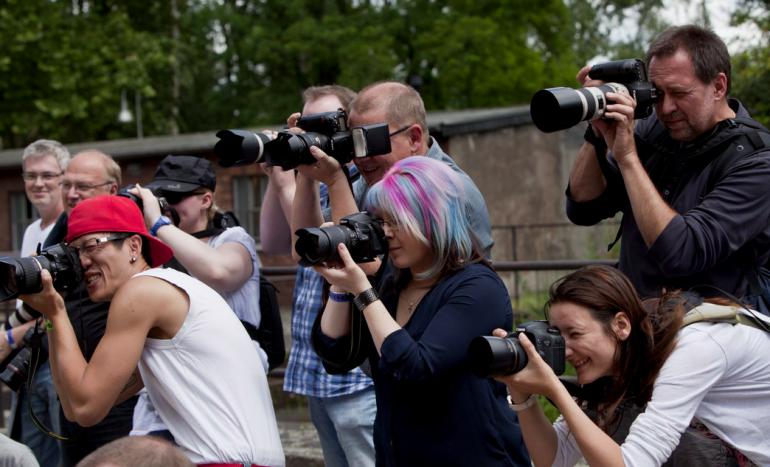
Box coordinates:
[328,290,353,303]
[507,394,538,412]
[353,288,380,312]
[6,328,17,349]
[149,215,172,237]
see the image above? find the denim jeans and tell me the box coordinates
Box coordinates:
[18,361,62,467]
[308,386,376,467]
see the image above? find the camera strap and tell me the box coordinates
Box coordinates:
[25,322,69,441]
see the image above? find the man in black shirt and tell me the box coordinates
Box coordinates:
[567,25,770,304]
[43,149,128,466]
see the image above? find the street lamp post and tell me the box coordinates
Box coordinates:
[118,89,143,139]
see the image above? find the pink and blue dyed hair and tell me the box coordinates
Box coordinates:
[364,156,476,280]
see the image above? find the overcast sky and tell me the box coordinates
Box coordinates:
[614,0,762,53]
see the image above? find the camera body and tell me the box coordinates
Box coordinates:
[294,211,388,266]
[0,243,83,302]
[214,109,392,170]
[467,320,565,377]
[0,326,41,391]
[530,58,659,133]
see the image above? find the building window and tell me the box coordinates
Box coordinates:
[10,191,37,252]
[231,175,265,239]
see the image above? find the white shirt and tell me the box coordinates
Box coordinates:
[135,268,284,466]
[553,319,770,466]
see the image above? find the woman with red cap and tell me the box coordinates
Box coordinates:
[19,195,285,467]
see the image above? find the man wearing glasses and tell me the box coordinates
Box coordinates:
[292,81,493,256]
[2,139,69,466]
[41,149,131,466]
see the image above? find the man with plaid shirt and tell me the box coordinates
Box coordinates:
[260,85,376,467]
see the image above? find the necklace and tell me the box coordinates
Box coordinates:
[402,282,434,314]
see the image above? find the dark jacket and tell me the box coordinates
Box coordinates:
[567,99,770,299]
[314,263,530,467]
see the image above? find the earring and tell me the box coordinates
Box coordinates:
[130,256,137,264]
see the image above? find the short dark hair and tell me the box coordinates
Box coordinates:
[302,85,357,111]
[646,24,731,93]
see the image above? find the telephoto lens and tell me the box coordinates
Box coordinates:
[530,83,628,133]
[214,129,273,167]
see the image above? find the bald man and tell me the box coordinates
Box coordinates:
[43,150,132,467]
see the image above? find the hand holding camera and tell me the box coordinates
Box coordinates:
[18,269,66,321]
[313,243,372,297]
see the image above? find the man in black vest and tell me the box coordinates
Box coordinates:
[43,149,131,466]
[567,24,770,304]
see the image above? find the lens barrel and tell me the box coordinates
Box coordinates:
[530,83,628,133]
[214,130,272,168]
[467,334,528,377]
[295,226,352,266]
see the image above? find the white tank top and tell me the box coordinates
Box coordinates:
[135,268,284,466]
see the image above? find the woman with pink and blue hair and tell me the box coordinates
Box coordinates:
[312,156,530,466]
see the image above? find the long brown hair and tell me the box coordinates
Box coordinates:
[545,265,687,430]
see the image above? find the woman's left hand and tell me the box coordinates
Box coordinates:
[129,184,163,229]
[313,243,371,295]
[493,329,564,400]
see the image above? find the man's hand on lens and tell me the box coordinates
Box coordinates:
[295,146,346,187]
[19,270,66,320]
[599,91,638,165]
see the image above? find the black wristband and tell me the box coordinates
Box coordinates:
[353,288,380,312]
[584,123,607,154]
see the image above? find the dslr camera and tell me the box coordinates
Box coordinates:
[468,320,565,377]
[295,211,387,266]
[0,326,42,391]
[0,243,83,303]
[530,58,658,133]
[214,109,392,170]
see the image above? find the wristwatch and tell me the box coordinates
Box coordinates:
[150,215,172,236]
[353,288,380,312]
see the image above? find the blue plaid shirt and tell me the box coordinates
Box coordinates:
[283,171,373,397]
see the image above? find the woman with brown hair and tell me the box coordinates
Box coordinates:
[496,264,770,466]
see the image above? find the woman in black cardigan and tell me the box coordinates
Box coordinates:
[312,156,530,467]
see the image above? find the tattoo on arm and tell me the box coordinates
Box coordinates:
[116,370,144,405]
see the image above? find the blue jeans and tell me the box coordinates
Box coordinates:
[308,386,376,467]
[19,361,62,467]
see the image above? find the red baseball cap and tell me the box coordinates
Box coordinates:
[66,195,174,267]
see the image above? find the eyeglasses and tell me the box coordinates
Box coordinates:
[389,125,413,138]
[376,217,399,231]
[61,180,114,194]
[22,171,62,182]
[70,234,130,259]
[162,190,207,205]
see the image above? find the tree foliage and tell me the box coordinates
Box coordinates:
[3,0,767,146]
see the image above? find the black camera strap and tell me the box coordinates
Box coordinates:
[25,322,69,441]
